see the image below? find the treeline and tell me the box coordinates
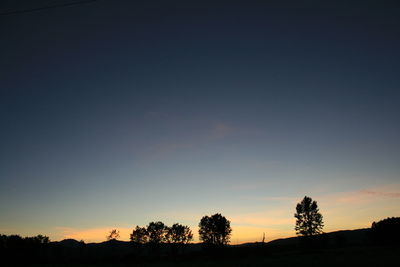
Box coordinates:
[1,199,399,264]
[124,213,231,246]
[0,213,232,264]
[370,217,400,245]
[129,222,193,244]
[0,234,49,248]
[0,234,50,263]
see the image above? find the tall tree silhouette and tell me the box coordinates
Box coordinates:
[294,196,324,236]
[199,213,232,245]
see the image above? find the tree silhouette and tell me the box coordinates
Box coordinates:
[0,234,51,264]
[199,213,232,245]
[294,196,324,236]
[106,229,120,241]
[147,221,167,244]
[34,235,50,244]
[130,226,149,244]
[24,235,50,245]
[165,223,193,244]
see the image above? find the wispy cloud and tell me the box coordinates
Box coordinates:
[228,183,400,235]
[148,142,193,158]
[359,190,400,198]
[263,196,299,203]
[232,216,293,227]
[229,209,294,228]
[331,186,400,205]
[144,121,235,158]
[209,122,234,139]
[306,183,400,231]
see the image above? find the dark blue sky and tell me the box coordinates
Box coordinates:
[1,0,400,242]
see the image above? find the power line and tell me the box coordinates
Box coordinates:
[0,0,99,16]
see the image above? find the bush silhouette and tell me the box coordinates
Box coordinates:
[106,229,120,241]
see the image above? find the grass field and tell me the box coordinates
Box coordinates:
[22,245,399,267]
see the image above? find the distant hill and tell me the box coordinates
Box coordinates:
[269,228,369,246]
[54,228,370,250]
[234,228,370,248]
[54,238,83,248]
[48,228,372,262]
[3,228,384,265]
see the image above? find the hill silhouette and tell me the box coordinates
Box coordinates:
[265,228,370,247]
[2,227,399,266]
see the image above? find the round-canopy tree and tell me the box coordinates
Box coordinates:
[130,226,149,244]
[198,213,232,246]
[147,221,167,243]
[165,223,193,244]
[294,196,324,236]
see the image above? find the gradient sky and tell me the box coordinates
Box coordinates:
[1,0,400,243]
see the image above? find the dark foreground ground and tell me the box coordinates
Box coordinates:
[3,229,399,266]
[18,245,400,267]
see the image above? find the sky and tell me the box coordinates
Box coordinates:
[1,0,400,244]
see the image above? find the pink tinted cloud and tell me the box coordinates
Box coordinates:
[209,122,234,139]
[359,190,400,198]
[334,188,400,205]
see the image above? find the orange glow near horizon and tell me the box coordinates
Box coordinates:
[58,225,294,244]
[2,185,397,245]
